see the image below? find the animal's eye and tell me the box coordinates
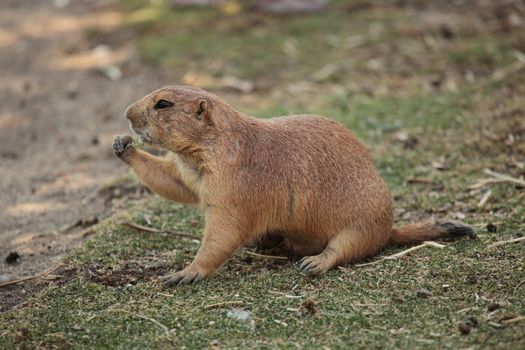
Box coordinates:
[154,99,174,109]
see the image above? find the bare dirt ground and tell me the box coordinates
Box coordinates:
[0,0,166,309]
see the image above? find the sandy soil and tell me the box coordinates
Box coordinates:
[0,0,167,308]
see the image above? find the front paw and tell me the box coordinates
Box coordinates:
[112,135,135,161]
[160,266,207,287]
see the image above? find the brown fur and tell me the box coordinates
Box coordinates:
[113,85,473,286]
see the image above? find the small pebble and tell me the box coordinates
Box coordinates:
[5,252,20,264]
[486,223,497,233]
[416,288,431,298]
[0,275,10,283]
[458,322,471,335]
[226,309,251,321]
[100,65,122,81]
[487,303,501,312]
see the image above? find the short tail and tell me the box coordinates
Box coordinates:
[389,220,475,245]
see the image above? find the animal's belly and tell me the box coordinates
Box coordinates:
[251,230,327,257]
[282,235,327,256]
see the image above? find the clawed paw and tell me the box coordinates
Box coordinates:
[112,135,135,160]
[297,255,328,276]
[160,268,205,287]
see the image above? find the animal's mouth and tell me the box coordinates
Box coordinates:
[138,134,152,145]
[129,124,152,144]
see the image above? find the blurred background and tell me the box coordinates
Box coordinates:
[1,0,524,291]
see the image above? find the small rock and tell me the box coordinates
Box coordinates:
[393,130,418,149]
[439,24,455,40]
[458,322,471,335]
[99,65,122,81]
[487,303,501,312]
[53,0,70,8]
[0,275,10,283]
[430,76,443,89]
[416,288,431,298]
[486,223,497,233]
[5,251,20,264]
[76,216,99,227]
[209,339,220,349]
[226,309,251,321]
[92,44,111,56]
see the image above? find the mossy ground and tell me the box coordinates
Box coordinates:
[1,1,524,348]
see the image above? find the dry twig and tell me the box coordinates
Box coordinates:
[502,316,525,325]
[477,190,492,208]
[407,177,433,184]
[355,241,445,267]
[268,290,304,299]
[514,280,525,293]
[244,250,288,260]
[121,221,201,240]
[107,309,170,336]
[203,301,244,309]
[487,236,525,248]
[469,169,525,190]
[0,262,65,289]
[156,292,174,298]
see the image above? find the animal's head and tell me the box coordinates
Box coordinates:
[125,85,217,154]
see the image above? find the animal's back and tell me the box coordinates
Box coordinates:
[227,114,393,239]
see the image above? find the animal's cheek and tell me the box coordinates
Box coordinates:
[142,110,153,125]
[153,122,172,140]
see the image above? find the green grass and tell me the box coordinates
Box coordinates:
[2,1,524,349]
[1,202,523,348]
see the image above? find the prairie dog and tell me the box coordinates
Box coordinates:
[113,85,473,286]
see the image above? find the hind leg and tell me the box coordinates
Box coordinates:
[298,228,388,275]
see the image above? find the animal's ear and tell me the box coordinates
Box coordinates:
[196,99,210,121]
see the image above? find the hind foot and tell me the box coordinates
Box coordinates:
[297,254,332,275]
